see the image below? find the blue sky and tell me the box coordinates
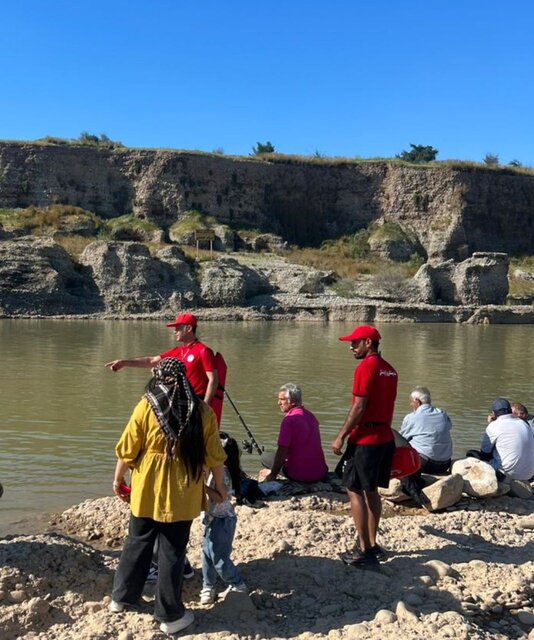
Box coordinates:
[1,1,533,165]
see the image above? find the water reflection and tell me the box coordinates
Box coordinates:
[0,319,532,529]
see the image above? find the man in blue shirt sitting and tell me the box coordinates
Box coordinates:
[399,386,453,507]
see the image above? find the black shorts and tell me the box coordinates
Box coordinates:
[342,441,395,492]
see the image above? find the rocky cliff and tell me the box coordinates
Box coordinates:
[1,236,528,323]
[1,142,533,259]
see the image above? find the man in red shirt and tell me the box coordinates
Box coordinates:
[105,313,218,410]
[332,325,397,567]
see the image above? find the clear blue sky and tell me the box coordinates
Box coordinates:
[1,1,533,165]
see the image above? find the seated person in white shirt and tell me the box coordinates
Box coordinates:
[398,386,453,506]
[469,398,534,482]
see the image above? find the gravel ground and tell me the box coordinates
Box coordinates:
[1,492,533,639]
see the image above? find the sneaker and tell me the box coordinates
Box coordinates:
[146,563,158,583]
[222,581,249,596]
[159,609,195,635]
[341,550,379,568]
[199,586,216,605]
[108,600,125,613]
[371,544,386,560]
[183,558,194,579]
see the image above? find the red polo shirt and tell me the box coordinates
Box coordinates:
[160,340,215,399]
[348,352,398,445]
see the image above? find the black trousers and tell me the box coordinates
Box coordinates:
[111,514,192,623]
[400,455,451,505]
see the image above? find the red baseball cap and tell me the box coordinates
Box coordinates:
[166,313,198,328]
[339,325,381,342]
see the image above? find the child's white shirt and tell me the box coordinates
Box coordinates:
[205,468,236,523]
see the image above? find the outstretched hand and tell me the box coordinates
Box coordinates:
[105,360,124,372]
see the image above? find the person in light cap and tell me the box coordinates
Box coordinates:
[105,313,218,408]
[332,325,398,567]
[467,398,534,481]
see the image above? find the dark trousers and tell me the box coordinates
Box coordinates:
[111,514,192,623]
[400,455,450,505]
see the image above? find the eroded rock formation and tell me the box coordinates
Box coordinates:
[1,143,533,259]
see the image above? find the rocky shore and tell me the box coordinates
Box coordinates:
[0,235,532,323]
[1,491,533,640]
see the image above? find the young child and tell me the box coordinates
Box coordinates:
[200,431,248,604]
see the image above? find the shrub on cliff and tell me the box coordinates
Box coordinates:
[77,132,124,148]
[396,144,438,163]
[106,214,159,241]
[251,141,276,155]
[483,153,499,166]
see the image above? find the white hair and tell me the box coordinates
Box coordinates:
[411,386,431,404]
[280,383,302,406]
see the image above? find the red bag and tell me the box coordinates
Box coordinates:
[211,352,227,427]
[390,446,421,479]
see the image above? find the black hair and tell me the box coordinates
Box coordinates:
[177,405,205,483]
[145,376,205,484]
[219,431,242,497]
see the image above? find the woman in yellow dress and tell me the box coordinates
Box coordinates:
[109,357,226,635]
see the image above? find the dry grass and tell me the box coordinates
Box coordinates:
[508,257,534,298]
[282,244,421,280]
[54,235,95,259]
[180,245,223,262]
[0,205,101,234]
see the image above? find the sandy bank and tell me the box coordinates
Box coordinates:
[1,493,533,639]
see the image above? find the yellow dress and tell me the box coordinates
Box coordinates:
[115,398,226,522]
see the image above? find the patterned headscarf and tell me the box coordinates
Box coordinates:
[144,357,197,459]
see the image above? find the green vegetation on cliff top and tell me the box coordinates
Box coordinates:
[1,138,532,174]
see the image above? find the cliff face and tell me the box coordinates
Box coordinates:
[1,142,533,257]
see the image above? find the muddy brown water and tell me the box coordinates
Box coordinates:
[1,319,532,531]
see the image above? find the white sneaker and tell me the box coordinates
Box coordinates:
[199,586,216,605]
[108,600,125,613]
[159,609,194,635]
[222,581,249,596]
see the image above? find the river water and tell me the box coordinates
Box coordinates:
[0,319,532,531]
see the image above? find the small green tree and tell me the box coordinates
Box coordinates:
[78,131,100,145]
[77,132,123,147]
[483,153,499,166]
[252,141,275,155]
[396,144,438,163]
[508,159,522,167]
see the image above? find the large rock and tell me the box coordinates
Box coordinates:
[451,458,499,497]
[258,264,336,295]
[242,233,288,253]
[379,478,411,503]
[199,258,273,306]
[421,474,464,511]
[79,241,199,313]
[409,260,456,304]
[0,237,102,315]
[410,253,509,305]
[427,219,470,262]
[452,252,509,304]
[200,260,247,306]
[367,221,421,261]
